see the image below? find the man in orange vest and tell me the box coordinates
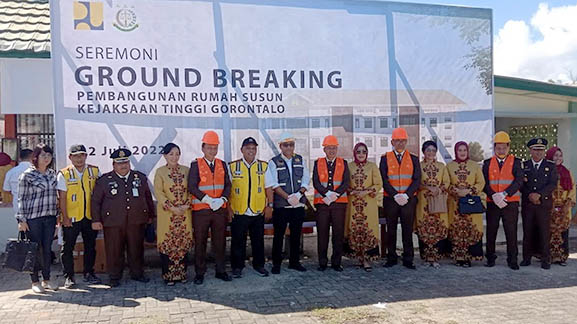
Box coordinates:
[188,130,232,285]
[379,127,421,269]
[482,131,524,270]
[313,135,350,272]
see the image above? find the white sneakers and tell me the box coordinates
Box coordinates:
[31,282,45,293]
[42,280,59,291]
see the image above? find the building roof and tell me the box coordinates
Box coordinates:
[0,0,50,58]
[495,75,577,99]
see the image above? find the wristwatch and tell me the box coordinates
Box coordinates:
[267,203,274,208]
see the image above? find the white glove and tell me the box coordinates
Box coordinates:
[201,194,212,204]
[210,198,225,211]
[326,191,339,202]
[322,196,333,206]
[496,199,508,209]
[393,194,407,206]
[287,192,302,207]
[492,192,506,204]
[400,193,409,201]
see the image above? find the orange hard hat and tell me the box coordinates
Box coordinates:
[391,127,408,140]
[322,135,339,147]
[202,130,220,145]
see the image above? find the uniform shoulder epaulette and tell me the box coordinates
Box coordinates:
[546,160,555,164]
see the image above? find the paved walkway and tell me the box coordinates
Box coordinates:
[0,234,576,324]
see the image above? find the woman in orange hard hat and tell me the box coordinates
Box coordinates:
[379,127,421,270]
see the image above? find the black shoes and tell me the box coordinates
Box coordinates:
[271,265,281,274]
[509,263,520,270]
[384,260,398,268]
[317,265,327,272]
[485,259,496,267]
[215,272,232,281]
[232,269,243,278]
[331,265,344,272]
[193,275,204,285]
[288,263,307,272]
[109,279,120,288]
[520,260,531,267]
[402,262,416,270]
[254,267,269,277]
[541,262,551,270]
[84,273,102,284]
[131,276,150,283]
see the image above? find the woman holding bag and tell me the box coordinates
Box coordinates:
[446,142,486,267]
[16,144,59,293]
[415,141,450,268]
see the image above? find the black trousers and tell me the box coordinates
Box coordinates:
[485,202,519,264]
[27,216,57,283]
[230,214,265,270]
[384,197,416,263]
[272,207,304,267]
[192,209,227,276]
[316,203,346,267]
[61,217,98,278]
[522,203,552,264]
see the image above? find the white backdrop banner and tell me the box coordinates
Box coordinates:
[51,0,493,180]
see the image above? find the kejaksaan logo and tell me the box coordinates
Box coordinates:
[73,1,104,30]
[113,6,139,32]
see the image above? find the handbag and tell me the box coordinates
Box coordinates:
[458,195,485,214]
[427,192,448,214]
[144,223,156,243]
[3,231,38,273]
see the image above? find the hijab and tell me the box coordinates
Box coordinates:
[546,147,573,191]
[453,141,469,163]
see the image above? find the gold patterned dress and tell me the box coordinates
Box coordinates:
[446,160,486,263]
[550,172,576,263]
[344,161,383,262]
[416,160,450,262]
[154,165,193,282]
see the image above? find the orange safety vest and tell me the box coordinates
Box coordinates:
[383,151,415,197]
[487,155,521,202]
[191,158,228,211]
[314,157,348,205]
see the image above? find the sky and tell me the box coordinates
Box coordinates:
[394,0,577,83]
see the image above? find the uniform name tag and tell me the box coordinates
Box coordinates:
[133,188,139,197]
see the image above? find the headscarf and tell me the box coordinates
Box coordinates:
[453,141,469,163]
[0,152,11,166]
[546,147,573,191]
[353,142,368,165]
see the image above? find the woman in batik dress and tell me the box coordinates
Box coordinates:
[546,147,576,266]
[154,143,193,285]
[446,142,486,267]
[416,140,450,268]
[344,143,383,271]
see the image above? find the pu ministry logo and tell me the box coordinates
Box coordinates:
[73,1,104,30]
[113,6,139,32]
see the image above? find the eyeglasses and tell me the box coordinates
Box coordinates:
[281,143,295,148]
[356,150,367,154]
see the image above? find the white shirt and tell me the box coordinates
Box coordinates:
[57,166,102,191]
[532,159,543,170]
[116,171,131,181]
[2,161,32,214]
[265,154,310,208]
[229,158,260,216]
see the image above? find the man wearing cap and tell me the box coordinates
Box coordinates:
[379,127,421,269]
[188,130,232,284]
[520,138,558,270]
[313,135,350,272]
[57,145,102,288]
[91,148,155,287]
[228,137,270,278]
[265,132,310,274]
[482,132,524,270]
